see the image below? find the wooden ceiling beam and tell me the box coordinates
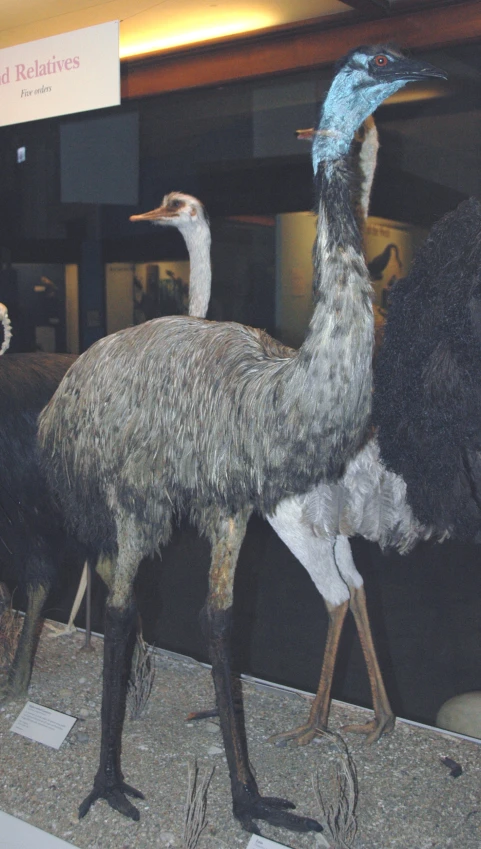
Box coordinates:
[121,0,481,100]
[338,0,389,14]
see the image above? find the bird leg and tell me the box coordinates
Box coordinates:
[269,598,349,747]
[203,512,321,836]
[79,597,143,820]
[341,584,395,742]
[47,560,89,638]
[0,582,48,701]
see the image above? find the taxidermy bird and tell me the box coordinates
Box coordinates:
[0,305,78,700]
[167,121,432,749]
[374,195,481,543]
[38,45,446,835]
[54,192,212,640]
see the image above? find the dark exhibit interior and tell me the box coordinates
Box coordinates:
[2,35,481,730]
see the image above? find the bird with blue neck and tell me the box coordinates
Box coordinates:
[312,44,447,173]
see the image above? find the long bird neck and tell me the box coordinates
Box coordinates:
[357,116,379,221]
[280,100,374,458]
[295,156,372,376]
[182,221,212,319]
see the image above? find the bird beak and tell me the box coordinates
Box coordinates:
[296,128,315,141]
[130,205,172,222]
[385,57,448,83]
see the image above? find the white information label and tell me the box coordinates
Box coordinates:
[10,701,77,749]
[0,809,81,848]
[246,835,291,849]
[0,21,120,127]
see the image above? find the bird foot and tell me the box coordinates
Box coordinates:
[79,779,145,820]
[234,789,322,835]
[341,711,395,744]
[0,671,28,704]
[269,721,327,748]
[0,680,14,704]
[45,622,77,638]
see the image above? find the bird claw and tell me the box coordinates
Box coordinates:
[79,780,144,820]
[269,722,325,748]
[46,622,77,639]
[234,792,322,834]
[342,712,395,744]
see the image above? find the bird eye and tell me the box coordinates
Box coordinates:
[374,54,389,67]
[169,199,182,210]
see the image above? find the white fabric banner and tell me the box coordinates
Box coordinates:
[0,21,120,127]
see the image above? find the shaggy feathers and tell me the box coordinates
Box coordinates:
[0,353,76,581]
[42,299,370,559]
[300,439,433,555]
[374,197,481,541]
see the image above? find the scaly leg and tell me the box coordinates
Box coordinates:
[79,599,143,819]
[1,583,49,701]
[79,544,144,821]
[341,584,395,742]
[203,511,322,836]
[269,598,349,747]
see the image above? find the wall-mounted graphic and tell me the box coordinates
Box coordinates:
[276,211,428,349]
[364,216,428,345]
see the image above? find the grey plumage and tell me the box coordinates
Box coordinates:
[38,45,446,833]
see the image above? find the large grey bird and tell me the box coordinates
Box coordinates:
[38,45,446,836]
[137,127,429,751]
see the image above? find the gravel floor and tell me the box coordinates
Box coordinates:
[1,625,481,849]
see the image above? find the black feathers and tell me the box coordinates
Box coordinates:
[0,354,76,577]
[374,197,481,541]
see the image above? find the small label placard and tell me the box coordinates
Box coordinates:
[246,836,291,849]
[10,701,76,749]
[0,809,81,848]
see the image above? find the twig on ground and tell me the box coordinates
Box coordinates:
[127,632,156,720]
[314,729,359,849]
[183,759,214,849]
[0,583,21,673]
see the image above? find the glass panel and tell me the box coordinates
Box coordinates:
[1,41,481,728]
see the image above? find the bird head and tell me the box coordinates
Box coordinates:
[313,44,447,169]
[129,192,209,233]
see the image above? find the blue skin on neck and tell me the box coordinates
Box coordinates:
[312,68,410,173]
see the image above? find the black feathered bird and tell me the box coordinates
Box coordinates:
[375,196,481,542]
[0,308,77,699]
